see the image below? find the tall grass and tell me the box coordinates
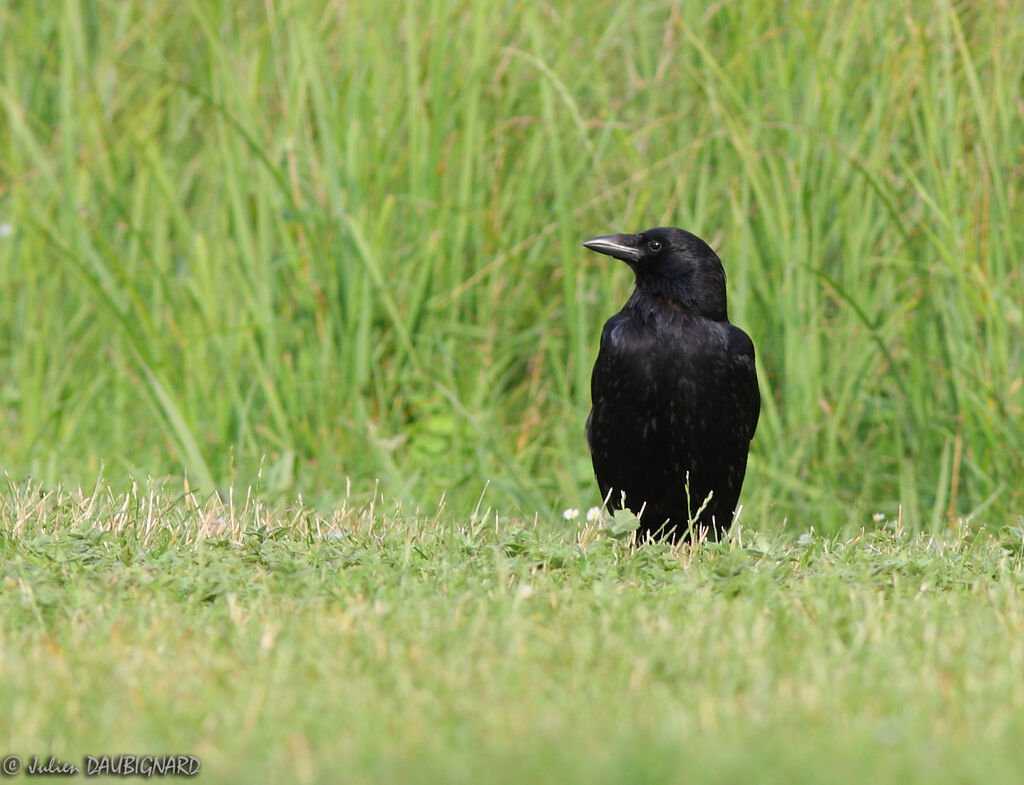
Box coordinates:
[1,0,1022,531]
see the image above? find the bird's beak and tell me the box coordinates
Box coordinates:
[581,233,642,264]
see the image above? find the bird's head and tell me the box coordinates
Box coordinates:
[582,227,728,321]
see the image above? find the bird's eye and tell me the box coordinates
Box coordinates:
[648,240,662,252]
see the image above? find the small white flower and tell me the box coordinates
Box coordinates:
[797,532,813,546]
[872,512,886,523]
[562,508,580,521]
[586,506,602,522]
[517,583,535,600]
[0,223,11,238]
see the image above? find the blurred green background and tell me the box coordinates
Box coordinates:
[1,0,1021,531]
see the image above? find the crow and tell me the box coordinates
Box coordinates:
[582,227,760,543]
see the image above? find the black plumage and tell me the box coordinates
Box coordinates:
[583,227,760,542]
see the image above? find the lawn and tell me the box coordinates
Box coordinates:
[3,481,1024,783]
[2,0,1023,781]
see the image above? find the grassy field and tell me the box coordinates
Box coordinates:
[2,0,1024,781]
[2,0,1022,529]
[3,481,1024,783]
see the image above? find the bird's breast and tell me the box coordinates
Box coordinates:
[596,314,727,403]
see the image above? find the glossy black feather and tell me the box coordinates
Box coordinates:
[584,227,759,542]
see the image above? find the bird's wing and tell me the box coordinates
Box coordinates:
[597,312,626,352]
[589,312,625,398]
[726,324,760,442]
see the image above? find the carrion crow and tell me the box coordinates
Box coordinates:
[583,226,760,542]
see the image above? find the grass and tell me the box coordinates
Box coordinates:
[1,0,1022,530]
[2,1,1024,780]
[3,480,1024,783]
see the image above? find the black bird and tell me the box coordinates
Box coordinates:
[583,227,759,542]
